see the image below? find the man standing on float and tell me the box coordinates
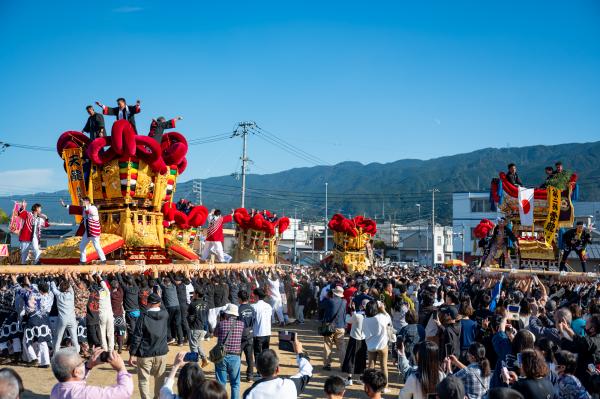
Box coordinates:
[201,209,233,262]
[560,221,592,272]
[95,97,141,133]
[18,201,49,265]
[60,197,106,264]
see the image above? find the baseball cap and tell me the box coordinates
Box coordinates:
[440,306,458,319]
[148,293,162,305]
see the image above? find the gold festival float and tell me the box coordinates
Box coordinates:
[483,170,579,270]
[232,208,290,263]
[43,118,208,264]
[328,214,377,273]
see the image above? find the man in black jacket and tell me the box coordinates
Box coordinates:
[187,289,209,368]
[148,116,182,143]
[82,105,106,139]
[116,273,140,347]
[560,222,593,272]
[209,276,230,332]
[174,276,190,341]
[238,290,257,382]
[129,293,169,399]
[96,97,141,132]
[506,163,523,187]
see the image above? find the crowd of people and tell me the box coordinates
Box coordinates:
[316,264,600,399]
[0,263,600,399]
[0,266,312,399]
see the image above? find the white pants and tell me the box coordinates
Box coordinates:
[80,232,106,262]
[208,304,228,330]
[201,241,231,263]
[55,317,80,354]
[99,312,114,351]
[20,239,41,264]
[24,341,50,366]
[271,296,287,324]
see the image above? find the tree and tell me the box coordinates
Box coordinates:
[0,208,8,224]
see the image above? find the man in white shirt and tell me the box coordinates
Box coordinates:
[242,337,312,399]
[251,288,273,369]
[267,270,287,326]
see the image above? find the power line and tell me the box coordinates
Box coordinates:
[250,125,330,166]
[255,125,330,165]
[0,141,54,152]
[187,132,234,146]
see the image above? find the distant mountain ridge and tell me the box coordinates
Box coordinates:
[1,141,599,225]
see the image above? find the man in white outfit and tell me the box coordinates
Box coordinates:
[267,269,288,326]
[61,197,106,264]
[201,209,233,262]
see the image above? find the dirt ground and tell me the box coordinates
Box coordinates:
[12,319,402,399]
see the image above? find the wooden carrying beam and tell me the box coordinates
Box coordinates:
[0,263,274,275]
[477,268,599,280]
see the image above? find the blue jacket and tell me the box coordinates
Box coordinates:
[323,297,346,329]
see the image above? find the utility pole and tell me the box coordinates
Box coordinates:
[429,188,439,266]
[416,204,421,264]
[293,207,298,264]
[324,182,329,254]
[192,180,203,205]
[232,121,256,208]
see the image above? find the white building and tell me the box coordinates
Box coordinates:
[382,220,453,265]
[280,218,308,242]
[452,192,499,258]
[374,221,402,246]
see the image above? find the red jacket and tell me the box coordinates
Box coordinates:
[206,214,232,242]
[18,210,49,242]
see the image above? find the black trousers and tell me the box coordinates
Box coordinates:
[253,336,270,360]
[560,248,587,272]
[125,312,139,346]
[179,304,190,339]
[241,337,254,377]
[86,322,102,349]
[167,306,184,343]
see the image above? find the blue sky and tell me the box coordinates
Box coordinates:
[0,1,598,195]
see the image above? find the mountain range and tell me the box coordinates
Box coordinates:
[1,141,599,225]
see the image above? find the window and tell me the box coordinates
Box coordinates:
[470,198,491,213]
[437,254,442,262]
[437,237,442,246]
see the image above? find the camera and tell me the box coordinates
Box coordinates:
[99,351,111,362]
[183,352,199,362]
[278,330,296,353]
